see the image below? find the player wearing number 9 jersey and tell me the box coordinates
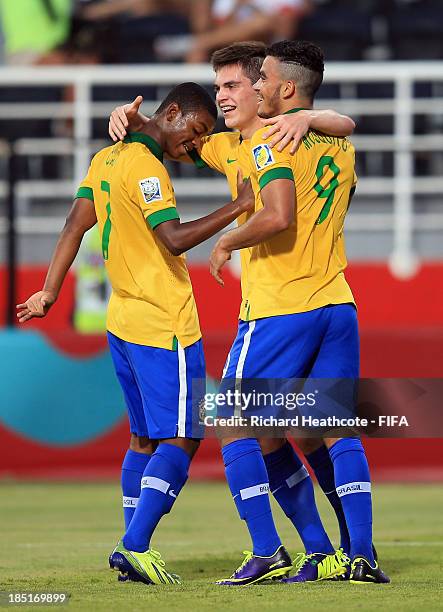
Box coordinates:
[243,113,356,321]
[211,41,390,584]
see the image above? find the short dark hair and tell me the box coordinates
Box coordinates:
[267,40,324,100]
[211,41,267,84]
[154,82,217,121]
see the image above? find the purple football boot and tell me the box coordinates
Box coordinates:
[217,546,292,586]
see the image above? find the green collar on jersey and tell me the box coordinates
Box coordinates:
[283,107,308,115]
[123,132,164,162]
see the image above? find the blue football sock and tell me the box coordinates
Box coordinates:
[222,439,281,556]
[306,444,351,554]
[264,442,334,554]
[329,438,374,562]
[121,449,151,529]
[123,443,190,552]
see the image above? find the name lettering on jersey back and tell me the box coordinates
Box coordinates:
[302,131,350,152]
[253,143,275,171]
[139,177,162,203]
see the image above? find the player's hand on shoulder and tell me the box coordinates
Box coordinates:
[261,110,311,154]
[234,170,254,214]
[108,95,147,142]
[16,290,56,323]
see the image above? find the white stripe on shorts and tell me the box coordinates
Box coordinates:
[235,321,256,380]
[234,321,256,416]
[336,481,371,497]
[222,350,231,378]
[177,342,187,437]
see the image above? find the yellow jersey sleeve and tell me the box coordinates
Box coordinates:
[75,160,95,201]
[250,127,294,191]
[127,155,180,230]
[187,133,226,174]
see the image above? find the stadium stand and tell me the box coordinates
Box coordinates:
[386,0,443,60]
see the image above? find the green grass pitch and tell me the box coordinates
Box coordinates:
[1,481,442,611]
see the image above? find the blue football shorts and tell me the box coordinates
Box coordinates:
[108,332,206,439]
[219,304,359,420]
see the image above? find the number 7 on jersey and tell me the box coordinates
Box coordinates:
[101,180,112,260]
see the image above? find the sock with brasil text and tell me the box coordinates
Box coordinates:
[306,444,351,555]
[222,439,282,557]
[121,449,152,529]
[329,438,374,563]
[264,441,334,554]
[123,443,190,552]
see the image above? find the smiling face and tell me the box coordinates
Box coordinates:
[254,55,285,119]
[163,105,216,159]
[214,64,262,135]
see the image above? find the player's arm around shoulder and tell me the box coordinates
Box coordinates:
[16,195,97,323]
[261,109,355,154]
[108,97,227,175]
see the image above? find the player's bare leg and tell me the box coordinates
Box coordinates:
[129,434,158,454]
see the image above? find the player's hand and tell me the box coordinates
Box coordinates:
[108,95,147,142]
[16,290,56,323]
[261,110,311,154]
[233,170,254,214]
[209,239,231,286]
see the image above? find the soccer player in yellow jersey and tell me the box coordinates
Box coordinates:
[16,82,256,586]
[210,41,390,585]
[108,43,364,586]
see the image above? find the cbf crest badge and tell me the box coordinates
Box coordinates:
[253,144,274,171]
[139,177,162,204]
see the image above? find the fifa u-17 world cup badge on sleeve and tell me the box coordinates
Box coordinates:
[253,144,275,171]
[139,177,162,203]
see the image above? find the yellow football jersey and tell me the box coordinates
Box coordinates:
[242,112,356,321]
[76,132,201,350]
[188,131,256,300]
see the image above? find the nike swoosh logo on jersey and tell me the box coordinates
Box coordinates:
[227,158,237,164]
